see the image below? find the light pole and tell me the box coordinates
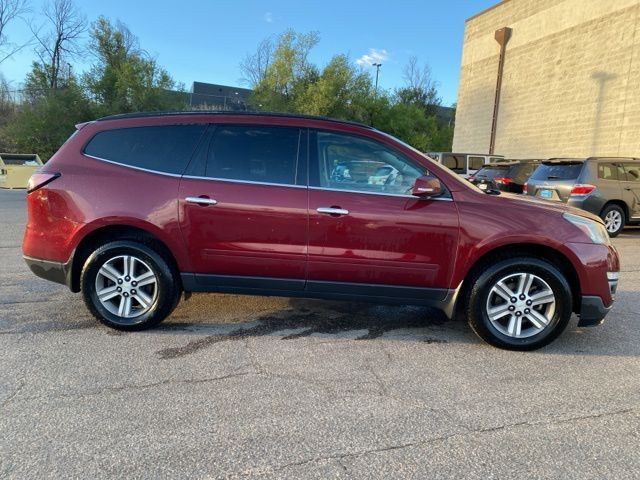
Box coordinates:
[372,63,382,93]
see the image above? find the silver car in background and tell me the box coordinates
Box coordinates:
[524,157,640,236]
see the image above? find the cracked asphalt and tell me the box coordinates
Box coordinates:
[1,188,639,479]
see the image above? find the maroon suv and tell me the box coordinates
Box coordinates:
[22,112,620,350]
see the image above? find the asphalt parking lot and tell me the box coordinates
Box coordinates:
[1,188,639,479]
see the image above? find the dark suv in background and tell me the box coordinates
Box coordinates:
[469,160,540,193]
[525,157,640,236]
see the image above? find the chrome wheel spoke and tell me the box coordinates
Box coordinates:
[122,255,135,277]
[495,281,516,301]
[526,309,549,329]
[507,315,522,336]
[97,285,119,302]
[134,290,152,309]
[99,264,120,283]
[530,289,555,307]
[488,304,511,321]
[135,271,156,287]
[117,296,132,317]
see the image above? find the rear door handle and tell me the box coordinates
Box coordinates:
[185,196,217,206]
[317,207,349,216]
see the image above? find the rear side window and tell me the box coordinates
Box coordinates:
[442,154,464,172]
[623,163,640,182]
[206,125,301,185]
[530,162,584,181]
[468,156,485,170]
[84,124,206,175]
[597,163,619,181]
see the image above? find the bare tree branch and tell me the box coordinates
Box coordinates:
[239,35,274,87]
[0,0,30,64]
[31,0,86,89]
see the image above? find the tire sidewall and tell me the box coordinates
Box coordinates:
[81,241,176,330]
[468,258,572,350]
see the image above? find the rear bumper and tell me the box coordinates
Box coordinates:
[578,295,613,327]
[23,255,72,288]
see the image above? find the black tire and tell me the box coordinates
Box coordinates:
[81,240,181,331]
[465,257,572,351]
[600,204,626,238]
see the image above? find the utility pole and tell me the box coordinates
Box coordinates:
[372,63,382,93]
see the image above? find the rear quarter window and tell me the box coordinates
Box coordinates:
[84,124,207,175]
[597,163,619,181]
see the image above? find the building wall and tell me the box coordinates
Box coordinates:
[453,0,640,158]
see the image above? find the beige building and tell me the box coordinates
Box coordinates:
[453,0,640,159]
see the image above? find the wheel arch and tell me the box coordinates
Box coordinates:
[69,224,180,292]
[455,243,582,316]
[600,200,629,223]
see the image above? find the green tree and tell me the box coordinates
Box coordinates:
[7,70,92,159]
[247,31,453,152]
[250,29,320,113]
[83,16,185,115]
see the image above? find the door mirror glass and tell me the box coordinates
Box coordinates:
[411,176,443,198]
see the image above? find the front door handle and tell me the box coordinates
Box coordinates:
[317,207,349,216]
[185,196,217,206]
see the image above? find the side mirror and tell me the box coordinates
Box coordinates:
[411,175,443,198]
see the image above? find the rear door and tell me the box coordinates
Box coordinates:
[307,129,459,297]
[178,124,308,289]
[621,163,640,220]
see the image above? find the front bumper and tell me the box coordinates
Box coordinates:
[578,295,613,327]
[23,255,72,288]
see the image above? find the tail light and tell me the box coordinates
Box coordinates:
[27,172,60,193]
[523,182,528,194]
[494,176,512,185]
[570,184,596,196]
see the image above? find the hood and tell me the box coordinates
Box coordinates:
[493,192,605,224]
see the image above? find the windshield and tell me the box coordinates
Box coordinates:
[530,162,584,181]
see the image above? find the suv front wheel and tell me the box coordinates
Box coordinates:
[466,257,573,350]
[81,240,181,330]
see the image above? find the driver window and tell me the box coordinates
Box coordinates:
[316,131,422,195]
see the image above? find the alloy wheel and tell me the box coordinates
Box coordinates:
[485,272,556,338]
[94,254,158,320]
[604,210,622,234]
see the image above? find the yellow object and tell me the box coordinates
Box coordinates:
[0,153,43,189]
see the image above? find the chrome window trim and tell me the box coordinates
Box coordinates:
[83,154,183,177]
[309,186,454,201]
[83,154,307,188]
[182,175,307,189]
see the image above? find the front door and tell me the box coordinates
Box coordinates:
[179,124,308,289]
[307,130,459,298]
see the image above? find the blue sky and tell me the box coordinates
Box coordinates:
[0,0,496,106]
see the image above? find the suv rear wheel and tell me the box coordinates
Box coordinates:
[601,204,625,237]
[81,240,181,330]
[466,257,572,350]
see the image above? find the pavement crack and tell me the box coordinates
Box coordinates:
[7,372,254,404]
[245,406,639,475]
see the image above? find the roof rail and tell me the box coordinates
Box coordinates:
[95,110,373,129]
